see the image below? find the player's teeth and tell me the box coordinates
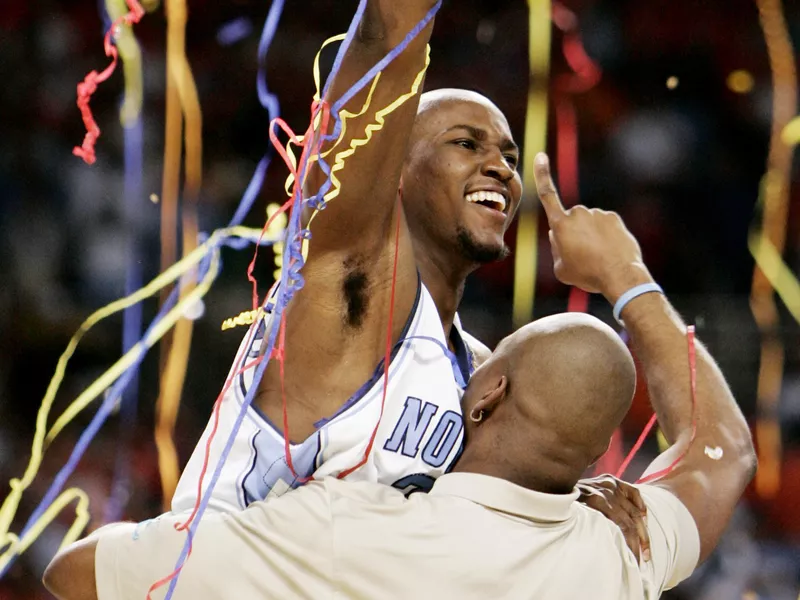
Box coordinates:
[465,191,506,211]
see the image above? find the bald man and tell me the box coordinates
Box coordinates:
[43,308,752,599]
[44,160,755,599]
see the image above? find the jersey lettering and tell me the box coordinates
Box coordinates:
[384,399,463,469]
[383,397,439,457]
[421,410,462,467]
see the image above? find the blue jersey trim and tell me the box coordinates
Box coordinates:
[239,429,261,508]
[449,325,473,386]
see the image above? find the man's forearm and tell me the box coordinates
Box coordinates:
[604,264,754,455]
[609,268,756,562]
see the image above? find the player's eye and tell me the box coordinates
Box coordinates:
[504,154,519,167]
[454,139,477,150]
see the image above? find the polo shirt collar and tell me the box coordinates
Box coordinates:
[430,472,580,522]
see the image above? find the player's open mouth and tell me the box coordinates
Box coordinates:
[465,191,507,214]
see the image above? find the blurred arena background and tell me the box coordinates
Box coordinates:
[0,0,799,597]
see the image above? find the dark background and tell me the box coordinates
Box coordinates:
[1,0,799,597]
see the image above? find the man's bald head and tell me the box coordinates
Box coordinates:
[457,314,636,493]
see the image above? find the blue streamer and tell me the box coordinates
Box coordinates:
[104,113,145,524]
[163,2,442,597]
[1,0,293,578]
[227,0,284,229]
[3,233,278,579]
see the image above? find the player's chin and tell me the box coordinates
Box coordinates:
[456,227,510,264]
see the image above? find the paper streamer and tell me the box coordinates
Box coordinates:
[154,3,441,597]
[153,0,206,508]
[0,226,273,575]
[73,0,145,164]
[0,0,289,573]
[750,0,797,499]
[551,1,602,314]
[102,0,146,524]
[512,0,552,329]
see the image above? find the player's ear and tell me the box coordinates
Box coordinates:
[472,375,507,420]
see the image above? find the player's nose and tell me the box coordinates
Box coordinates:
[481,148,515,183]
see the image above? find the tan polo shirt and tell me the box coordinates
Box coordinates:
[95,473,699,599]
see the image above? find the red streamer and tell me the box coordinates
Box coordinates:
[73,0,145,165]
[614,326,699,482]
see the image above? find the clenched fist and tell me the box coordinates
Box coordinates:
[533,153,654,303]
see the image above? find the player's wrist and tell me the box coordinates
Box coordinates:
[600,262,655,306]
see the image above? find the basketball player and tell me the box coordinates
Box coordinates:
[170,0,653,528]
[171,0,523,511]
[43,162,756,598]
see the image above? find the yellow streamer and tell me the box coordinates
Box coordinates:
[749,233,800,325]
[0,226,261,568]
[221,310,260,331]
[274,35,430,257]
[513,0,552,328]
[314,48,429,208]
[751,0,798,499]
[231,36,432,321]
[220,204,286,331]
[105,0,143,127]
[154,0,205,509]
[782,115,800,145]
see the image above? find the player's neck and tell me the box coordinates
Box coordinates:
[454,441,581,496]
[414,245,473,337]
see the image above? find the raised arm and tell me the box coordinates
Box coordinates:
[608,283,756,564]
[303,0,437,256]
[533,153,756,565]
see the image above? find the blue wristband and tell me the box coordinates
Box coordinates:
[612,282,664,325]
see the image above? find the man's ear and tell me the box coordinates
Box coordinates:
[471,375,508,422]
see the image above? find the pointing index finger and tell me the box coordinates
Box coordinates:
[534,153,566,225]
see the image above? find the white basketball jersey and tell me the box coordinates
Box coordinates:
[171,282,476,514]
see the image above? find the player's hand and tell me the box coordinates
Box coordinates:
[533,153,654,302]
[576,475,651,563]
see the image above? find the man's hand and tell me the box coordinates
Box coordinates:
[577,475,651,563]
[533,153,653,303]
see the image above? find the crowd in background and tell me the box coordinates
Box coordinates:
[1,0,799,597]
